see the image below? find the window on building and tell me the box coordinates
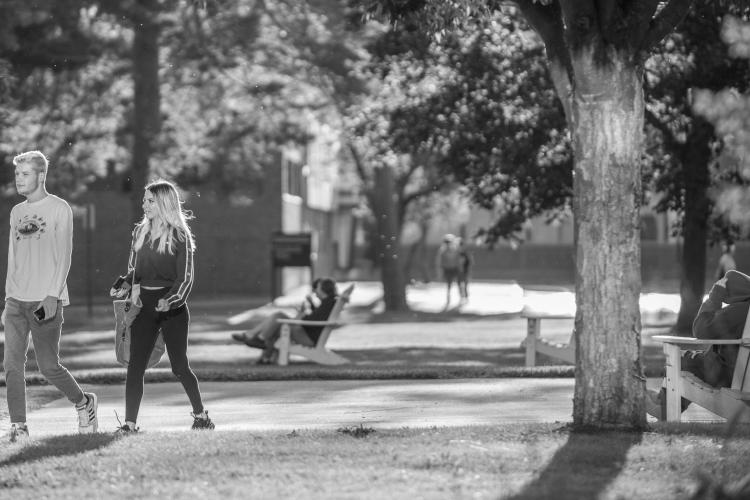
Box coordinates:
[282,157,305,198]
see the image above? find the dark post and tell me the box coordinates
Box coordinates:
[270,231,313,302]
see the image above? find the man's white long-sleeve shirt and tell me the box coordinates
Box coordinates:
[5,194,72,305]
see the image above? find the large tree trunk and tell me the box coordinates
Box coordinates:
[129,5,161,219]
[571,48,646,429]
[370,166,409,311]
[674,119,713,335]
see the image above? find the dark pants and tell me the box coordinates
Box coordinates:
[665,346,737,414]
[257,312,316,360]
[125,288,204,422]
[682,346,736,389]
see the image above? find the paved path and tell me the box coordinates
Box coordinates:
[0,280,714,439]
[4,378,721,438]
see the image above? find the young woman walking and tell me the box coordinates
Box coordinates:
[110,179,214,433]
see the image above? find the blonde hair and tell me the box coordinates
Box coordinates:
[13,150,49,175]
[134,179,196,255]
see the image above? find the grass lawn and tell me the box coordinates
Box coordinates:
[1,424,749,499]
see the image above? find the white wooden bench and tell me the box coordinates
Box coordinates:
[522,313,575,367]
[274,283,354,366]
[652,324,750,422]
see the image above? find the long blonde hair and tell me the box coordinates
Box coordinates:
[134,179,195,255]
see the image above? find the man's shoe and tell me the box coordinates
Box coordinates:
[645,388,665,421]
[76,392,98,433]
[114,423,139,435]
[9,423,29,443]
[191,411,215,430]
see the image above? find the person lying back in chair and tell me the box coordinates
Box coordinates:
[231,278,339,364]
[646,269,750,419]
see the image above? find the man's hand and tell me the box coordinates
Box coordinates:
[155,299,169,312]
[37,296,58,321]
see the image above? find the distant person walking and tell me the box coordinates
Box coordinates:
[456,237,473,305]
[2,150,98,442]
[436,234,463,310]
[110,179,214,433]
[716,240,737,281]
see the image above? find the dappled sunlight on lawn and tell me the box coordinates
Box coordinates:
[522,289,683,324]
[405,281,525,314]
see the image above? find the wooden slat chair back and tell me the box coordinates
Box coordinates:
[732,345,750,393]
[274,283,355,366]
[522,313,575,367]
[653,307,750,422]
[312,284,353,348]
[726,316,750,399]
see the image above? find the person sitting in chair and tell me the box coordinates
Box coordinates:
[646,269,750,419]
[231,277,339,364]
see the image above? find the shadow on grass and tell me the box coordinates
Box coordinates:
[0,433,118,468]
[366,309,521,323]
[1,342,667,376]
[654,421,750,439]
[0,344,667,386]
[508,430,643,500]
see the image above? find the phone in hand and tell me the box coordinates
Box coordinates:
[34,306,45,321]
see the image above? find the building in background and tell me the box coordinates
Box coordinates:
[279,120,359,294]
[0,125,360,304]
[393,193,726,290]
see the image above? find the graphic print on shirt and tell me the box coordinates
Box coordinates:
[15,214,47,240]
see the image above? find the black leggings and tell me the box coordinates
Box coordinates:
[125,287,204,422]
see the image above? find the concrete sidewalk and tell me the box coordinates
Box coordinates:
[3,378,722,438]
[0,280,709,438]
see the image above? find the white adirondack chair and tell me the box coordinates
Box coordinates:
[522,313,575,367]
[274,283,355,366]
[653,309,750,422]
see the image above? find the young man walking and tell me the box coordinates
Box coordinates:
[2,151,97,442]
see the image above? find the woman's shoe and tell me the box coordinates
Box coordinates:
[191,411,215,430]
[114,423,139,435]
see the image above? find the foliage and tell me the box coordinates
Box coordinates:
[156,1,347,196]
[693,14,750,236]
[382,8,570,244]
[0,4,129,198]
[644,6,750,243]
[0,0,366,201]
[346,30,457,217]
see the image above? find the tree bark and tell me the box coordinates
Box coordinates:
[130,7,161,219]
[570,47,646,429]
[370,166,409,311]
[674,118,713,335]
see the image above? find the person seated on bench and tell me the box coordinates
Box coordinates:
[646,270,750,419]
[231,277,339,364]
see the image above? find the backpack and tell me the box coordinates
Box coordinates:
[440,245,461,269]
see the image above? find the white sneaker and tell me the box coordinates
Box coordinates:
[76,392,98,433]
[9,423,29,443]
